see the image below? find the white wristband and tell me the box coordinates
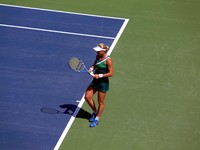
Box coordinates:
[89,67,93,71]
[98,74,103,78]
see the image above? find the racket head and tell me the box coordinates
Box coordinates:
[69,57,84,72]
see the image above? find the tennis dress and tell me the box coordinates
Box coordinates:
[90,57,110,92]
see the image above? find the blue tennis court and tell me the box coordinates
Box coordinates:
[0,4,128,150]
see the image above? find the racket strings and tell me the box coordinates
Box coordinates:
[76,61,84,71]
[69,57,84,72]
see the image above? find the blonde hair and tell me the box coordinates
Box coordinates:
[98,43,110,51]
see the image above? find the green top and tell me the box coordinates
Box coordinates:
[90,56,110,92]
[94,58,109,74]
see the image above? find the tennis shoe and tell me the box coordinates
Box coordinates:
[89,119,99,128]
[89,113,96,122]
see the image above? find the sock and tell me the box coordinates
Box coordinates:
[95,117,100,121]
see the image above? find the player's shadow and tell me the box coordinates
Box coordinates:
[60,104,91,120]
[40,104,91,120]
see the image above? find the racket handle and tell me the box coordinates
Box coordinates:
[89,72,94,76]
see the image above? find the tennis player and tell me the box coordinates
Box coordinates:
[85,43,113,128]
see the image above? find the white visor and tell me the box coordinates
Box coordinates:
[93,46,106,52]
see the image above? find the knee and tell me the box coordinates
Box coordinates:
[98,99,104,105]
[84,94,91,101]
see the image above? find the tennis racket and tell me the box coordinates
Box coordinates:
[68,57,94,76]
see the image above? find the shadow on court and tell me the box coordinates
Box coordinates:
[40,104,91,120]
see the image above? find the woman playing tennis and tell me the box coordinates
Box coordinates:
[85,43,113,128]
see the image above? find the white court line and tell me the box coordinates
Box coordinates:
[0,24,115,39]
[0,3,129,150]
[53,94,86,150]
[0,3,127,20]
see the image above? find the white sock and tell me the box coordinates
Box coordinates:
[95,117,100,121]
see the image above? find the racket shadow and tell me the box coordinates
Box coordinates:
[40,104,91,120]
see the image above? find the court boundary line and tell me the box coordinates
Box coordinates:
[0,24,115,39]
[0,3,127,20]
[53,18,129,150]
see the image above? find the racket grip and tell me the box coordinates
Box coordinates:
[90,72,94,76]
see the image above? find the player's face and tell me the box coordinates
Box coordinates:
[97,51,105,58]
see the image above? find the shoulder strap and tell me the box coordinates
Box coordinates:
[95,56,110,65]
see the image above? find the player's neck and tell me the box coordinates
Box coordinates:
[99,54,108,60]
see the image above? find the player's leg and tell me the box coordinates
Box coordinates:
[84,86,97,114]
[96,91,106,118]
[89,91,106,127]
